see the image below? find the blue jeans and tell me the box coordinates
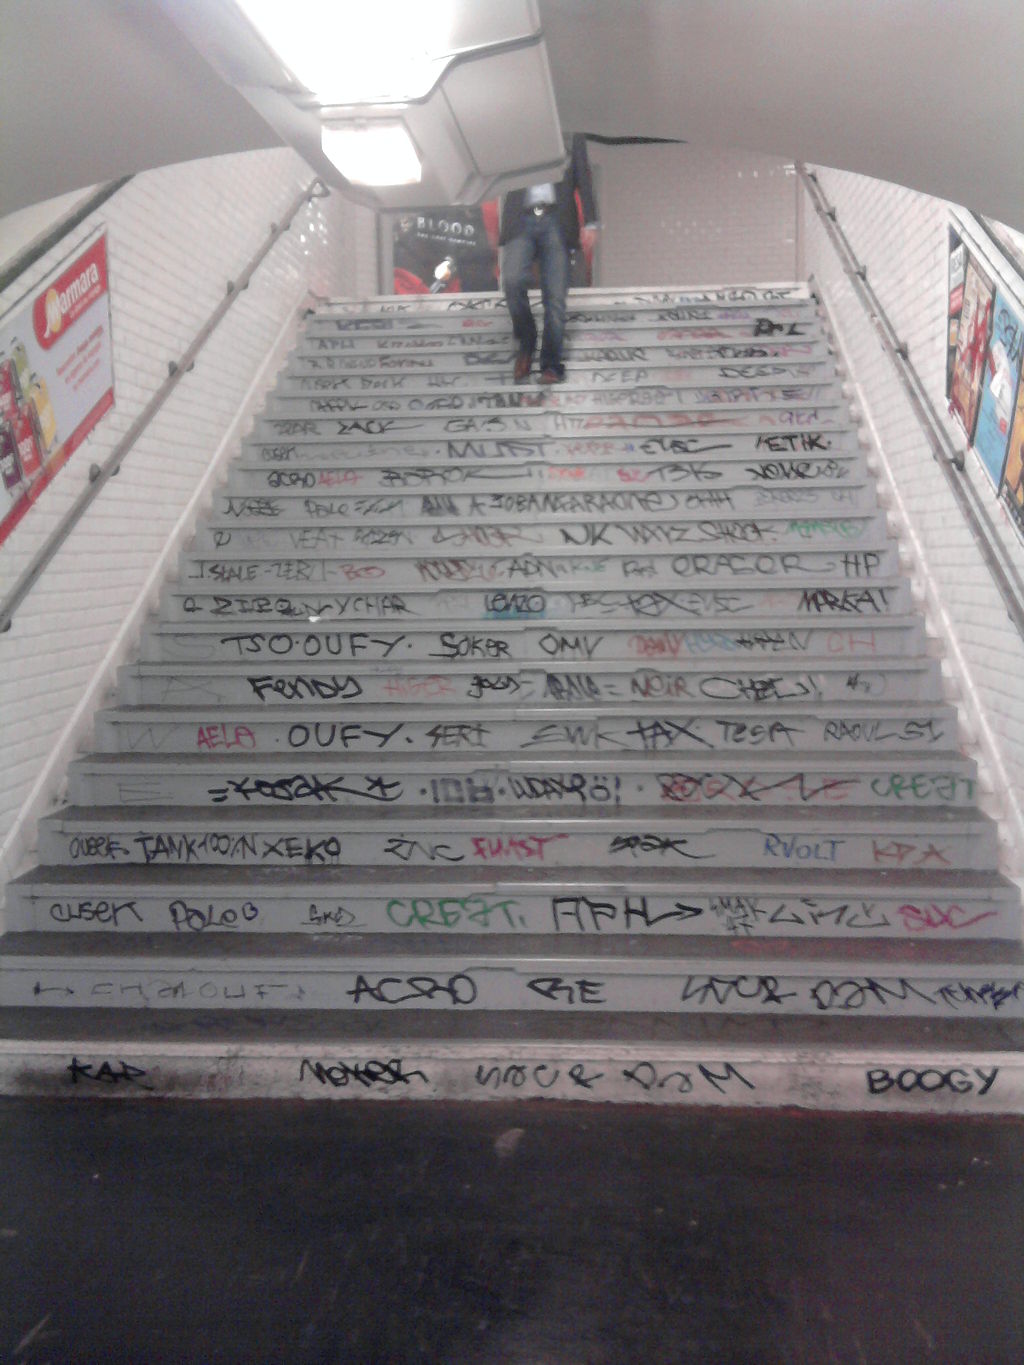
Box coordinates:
[502,212,569,377]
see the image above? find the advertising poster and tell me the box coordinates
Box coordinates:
[972,289,1024,488]
[1000,381,1024,537]
[948,255,994,444]
[0,228,115,547]
[392,204,500,294]
[946,227,966,396]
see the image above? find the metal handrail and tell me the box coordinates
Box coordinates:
[0,178,327,634]
[0,178,133,295]
[798,164,1024,645]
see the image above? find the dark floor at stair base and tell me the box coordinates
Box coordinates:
[1,1099,1021,1363]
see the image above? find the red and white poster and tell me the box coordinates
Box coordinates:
[0,228,115,547]
[1000,377,1024,536]
[948,255,995,445]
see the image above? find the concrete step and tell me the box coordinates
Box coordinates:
[300,322,827,359]
[9,864,1019,941]
[1,929,1021,1019]
[92,700,962,756]
[223,463,877,513]
[2,1005,1020,1110]
[308,288,813,319]
[176,544,902,594]
[263,379,847,420]
[252,403,850,448]
[67,751,980,814]
[118,655,945,708]
[321,282,813,311]
[212,483,873,527]
[301,308,822,346]
[277,356,836,393]
[236,424,862,467]
[160,577,915,625]
[192,510,892,556]
[139,615,931,666]
[36,804,999,873]
[308,298,819,329]
[302,300,819,336]
[290,338,832,374]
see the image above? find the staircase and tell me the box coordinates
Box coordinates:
[2,283,1022,1111]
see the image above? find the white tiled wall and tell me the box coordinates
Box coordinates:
[0,149,376,891]
[802,167,1024,875]
[587,142,799,286]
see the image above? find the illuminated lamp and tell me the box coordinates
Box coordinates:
[320,122,422,186]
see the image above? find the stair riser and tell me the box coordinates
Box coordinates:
[4,961,1022,1018]
[278,359,835,393]
[224,468,874,510]
[253,407,849,446]
[313,292,815,316]
[94,708,960,756]
[177,547,900,593]
[11,883,1018,940]
[239,427,861,463]
[119,660,943,707]
[141,619,928,665]
[68,762,977,813]
[161,580,915,624]
[289,340,830,372]
[194,508,889,554]
[263,382,846,420]
[303,308,819,341]
[326,283,810,308]
[312,296,816,322]
[193,517,889,556]
[302,313,820,344]
[4,1044,1019,1113]
[300,329,827,358]
[212,493,873,535]
[38,819,997,873]
[234,442,868,480]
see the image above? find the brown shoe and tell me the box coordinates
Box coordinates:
[539,368,565,384]
[513,352,532,383]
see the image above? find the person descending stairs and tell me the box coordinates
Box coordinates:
[1,283,1021,1110]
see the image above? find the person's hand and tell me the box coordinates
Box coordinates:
[579,224,599,254]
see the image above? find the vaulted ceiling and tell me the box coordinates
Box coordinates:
[1,0,1022,228]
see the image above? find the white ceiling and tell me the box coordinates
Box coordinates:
[1,0,1022,228]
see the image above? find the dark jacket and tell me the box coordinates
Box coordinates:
[499,134,598,250]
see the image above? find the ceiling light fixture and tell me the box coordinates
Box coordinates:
[320,122,422,186]
[160,0,567,207]
[233,0,457,104]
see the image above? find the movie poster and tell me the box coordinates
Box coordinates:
[392,204,500,294]
[972,289,1024,489]
[948,255,995,444]
[0,228,115,547]
[1000,381,1024,536]
[946,227,966,397]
